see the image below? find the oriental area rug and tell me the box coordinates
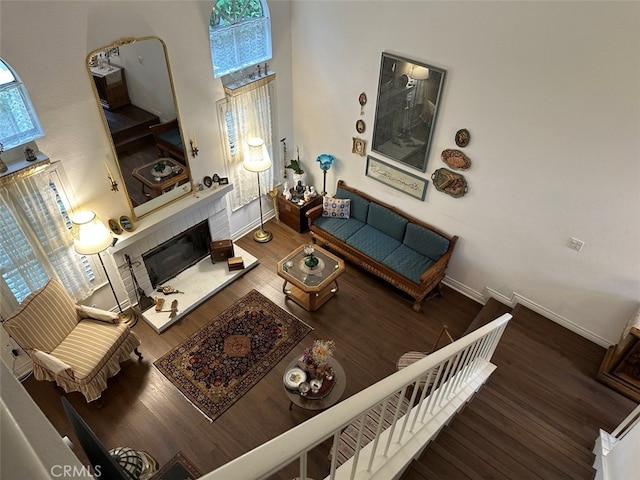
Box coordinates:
[154,289,312,421]
[150,452,202,480]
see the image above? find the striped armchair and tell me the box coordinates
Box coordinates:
[3,278,142,402]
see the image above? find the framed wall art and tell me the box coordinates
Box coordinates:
[371,52,446,172]
[365,155,428,200]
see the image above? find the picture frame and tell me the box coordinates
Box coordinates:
[218,177,229,185]
[356,119,366,134]
[119,215,136,232]
[371,52,446,172]
[352,137,366,157]
[108,218,123,235]
[365,155,428,200]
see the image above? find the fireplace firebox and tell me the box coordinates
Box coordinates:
[142,220,211,288]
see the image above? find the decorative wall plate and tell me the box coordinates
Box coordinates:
[455,128,470,147]
[431,168,468,198]
[356,119,366,134]
[441,149,471,170]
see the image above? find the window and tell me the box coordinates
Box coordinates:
[0,168,96,317]
[209,0,272,78]
[217,78,277,211]
[0,58,44,153]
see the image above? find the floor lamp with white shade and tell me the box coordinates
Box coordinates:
[243,137,273,243]
[71,211,138,326]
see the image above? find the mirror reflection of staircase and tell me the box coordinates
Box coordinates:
[103,105,164,206]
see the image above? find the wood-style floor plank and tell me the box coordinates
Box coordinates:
[19,219,636,479]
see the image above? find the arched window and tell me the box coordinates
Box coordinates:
[0,58,44,153]
[209,0,272,78]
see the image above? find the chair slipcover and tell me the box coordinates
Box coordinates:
[4,278,140,402]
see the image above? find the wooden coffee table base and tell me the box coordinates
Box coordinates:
[282,279,339,312]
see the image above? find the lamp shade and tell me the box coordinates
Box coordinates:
[410,65,430,80]
[316,153,335,171]
[243,137,272,173]
[71,211,113,255]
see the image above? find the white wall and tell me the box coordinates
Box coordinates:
[0,1,638,344]
[289,1,640,345]
[0,0,293,310]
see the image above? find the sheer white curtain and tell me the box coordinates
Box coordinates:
[0,168,94,309]
[222,80,275,210]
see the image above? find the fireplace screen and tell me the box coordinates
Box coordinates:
[143,220,211,287]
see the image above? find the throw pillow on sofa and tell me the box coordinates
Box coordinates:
[322,196,351,219]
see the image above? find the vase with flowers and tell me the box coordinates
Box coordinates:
[301,339,335,380]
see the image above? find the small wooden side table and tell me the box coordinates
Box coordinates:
[277,244,345,312]
[284,356,346,411]
[277,195,322,232]
[132,158,189,198]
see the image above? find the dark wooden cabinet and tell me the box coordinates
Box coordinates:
[91,65,130,111]
[277,195,322,233]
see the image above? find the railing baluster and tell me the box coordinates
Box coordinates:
[367,396,393,472]
[350,411,368,479]
[299,451,307,479]
[199,314,511,480]
[329,431,340,479]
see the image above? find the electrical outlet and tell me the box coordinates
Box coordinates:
[568,237,585,252]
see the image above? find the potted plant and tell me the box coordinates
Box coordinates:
[285,154,306,186]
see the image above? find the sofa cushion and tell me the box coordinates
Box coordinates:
[313,217,365,242]
[3,278,78,353]
[322,196,351,219]
[366,203,408,241]
[382,245,436,284]
[158,128,183,150]
[403,223,450,261]
[336,187,370,223]
[347,225,402,263]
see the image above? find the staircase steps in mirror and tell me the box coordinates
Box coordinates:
[103,104,160,156]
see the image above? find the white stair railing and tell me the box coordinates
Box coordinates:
[200,313,511,480]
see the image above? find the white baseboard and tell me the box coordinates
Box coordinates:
[442,277,611,348]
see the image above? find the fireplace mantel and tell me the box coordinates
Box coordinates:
[112,183,233,254]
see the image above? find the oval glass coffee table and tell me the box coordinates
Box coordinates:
[283,356,346,411]
[277,244,345,312]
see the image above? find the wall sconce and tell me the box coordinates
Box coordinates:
[190,131,199,158]
[104,161,118,192]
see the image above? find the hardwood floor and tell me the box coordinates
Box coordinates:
[22,220,636,479]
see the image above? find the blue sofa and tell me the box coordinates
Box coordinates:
[307,180,458,311]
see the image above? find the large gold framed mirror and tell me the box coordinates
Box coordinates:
[87,36,192,218]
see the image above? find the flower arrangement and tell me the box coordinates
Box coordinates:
[303,339,336,372]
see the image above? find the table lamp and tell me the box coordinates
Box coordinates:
[316,153,335,196]
[71,210,137,326]
[243,137,272,243]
